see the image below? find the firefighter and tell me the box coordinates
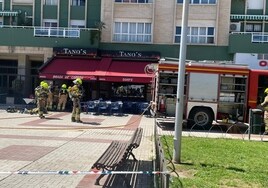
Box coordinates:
[35,81,49,119]
[57,84,68,111]
[70,78,83,123]
[116,86,126,97]
[46,82,53,110]
[30,81,46,115]
[261,88,268,134]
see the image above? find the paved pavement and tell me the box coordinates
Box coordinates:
[0,110,156,188]
[0,109,266,188]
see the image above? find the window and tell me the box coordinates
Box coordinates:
[175,26,215,44]
[246,23,262,32]
[71,0,85,6]
[43,20,58,27]
[177,0,216,4]
[112,84,145,99]
[247,0,264,10]
[70,20,85,28]
[257,54,268,60]
[113,22,152,43]
[44,0,58,5]
[115,0,153,3]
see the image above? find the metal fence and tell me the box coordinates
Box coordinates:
[154,123,170,188]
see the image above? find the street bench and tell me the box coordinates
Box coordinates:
[91,128,143,186]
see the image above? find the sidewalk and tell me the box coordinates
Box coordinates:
[0,110,155,188]
[0,110,266,188]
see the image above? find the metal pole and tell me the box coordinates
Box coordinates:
[248,109,252,141]
[173,0,189,164]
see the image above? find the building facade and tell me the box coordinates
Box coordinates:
[0,0,268,104]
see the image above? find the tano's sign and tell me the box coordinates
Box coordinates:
[53,47,97,56]
[101,50,160,59]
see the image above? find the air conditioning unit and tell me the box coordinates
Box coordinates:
[230,22,241,32]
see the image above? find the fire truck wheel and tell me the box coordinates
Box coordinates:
[188,107,213,129]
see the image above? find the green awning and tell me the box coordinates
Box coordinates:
[230,14,268,21]
[0,11,18,17]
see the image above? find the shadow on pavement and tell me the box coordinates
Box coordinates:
[101,160,153,188]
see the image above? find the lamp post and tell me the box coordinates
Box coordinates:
[173,0,190,164]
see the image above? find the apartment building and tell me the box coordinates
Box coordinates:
[1,0,268,104]
[0,0,100,103]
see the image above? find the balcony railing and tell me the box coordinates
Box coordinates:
[0,25,100,47]
[252,33,268,43]
[0,10,19,16]
[34,27,80,38]
[230,32,268,43]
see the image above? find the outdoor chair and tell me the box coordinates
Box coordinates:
[109,101,123,115]
[97,101,110,115]
[87,101,98,114]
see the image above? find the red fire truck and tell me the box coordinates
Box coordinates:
[150,60,268,127]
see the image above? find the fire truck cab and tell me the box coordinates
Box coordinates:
[151,60,268,127]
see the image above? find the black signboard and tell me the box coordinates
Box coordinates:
[100,50,160,59]
[53,47,97,56]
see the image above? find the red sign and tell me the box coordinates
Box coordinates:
[259,60,268,67]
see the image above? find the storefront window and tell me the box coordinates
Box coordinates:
[112,84,145,99]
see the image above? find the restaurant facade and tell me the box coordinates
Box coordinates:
[38,47,160,103]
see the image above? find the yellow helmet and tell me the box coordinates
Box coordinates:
[73,78,82,85]
[265,88,268,94]
[62,84,67,89]
[40,81,46,86]
[42,82,49,89]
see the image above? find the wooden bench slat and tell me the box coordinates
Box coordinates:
[92,141,129,170]
[91,128,143,186]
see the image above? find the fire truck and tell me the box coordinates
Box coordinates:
[150,60,268,127]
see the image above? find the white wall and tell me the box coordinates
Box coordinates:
[234,53,268,70]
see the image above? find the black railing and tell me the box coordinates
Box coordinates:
[154,122,170,188]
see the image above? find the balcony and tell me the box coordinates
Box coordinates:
[229,32,268,53]
[0,25,100,48]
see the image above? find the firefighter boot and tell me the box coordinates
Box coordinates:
[71,117,75,122]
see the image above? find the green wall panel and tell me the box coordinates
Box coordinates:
[99,43,231,61]
[4,0,10,10]
[43,5,57,19]
[70,6,85,20]
[87,0,101,28]
[247,10,264,15]
[34,0,41,26]
[231,0,245,14]
[229,34,268,53]
[59,0,69,27]
[0,28,98,48]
